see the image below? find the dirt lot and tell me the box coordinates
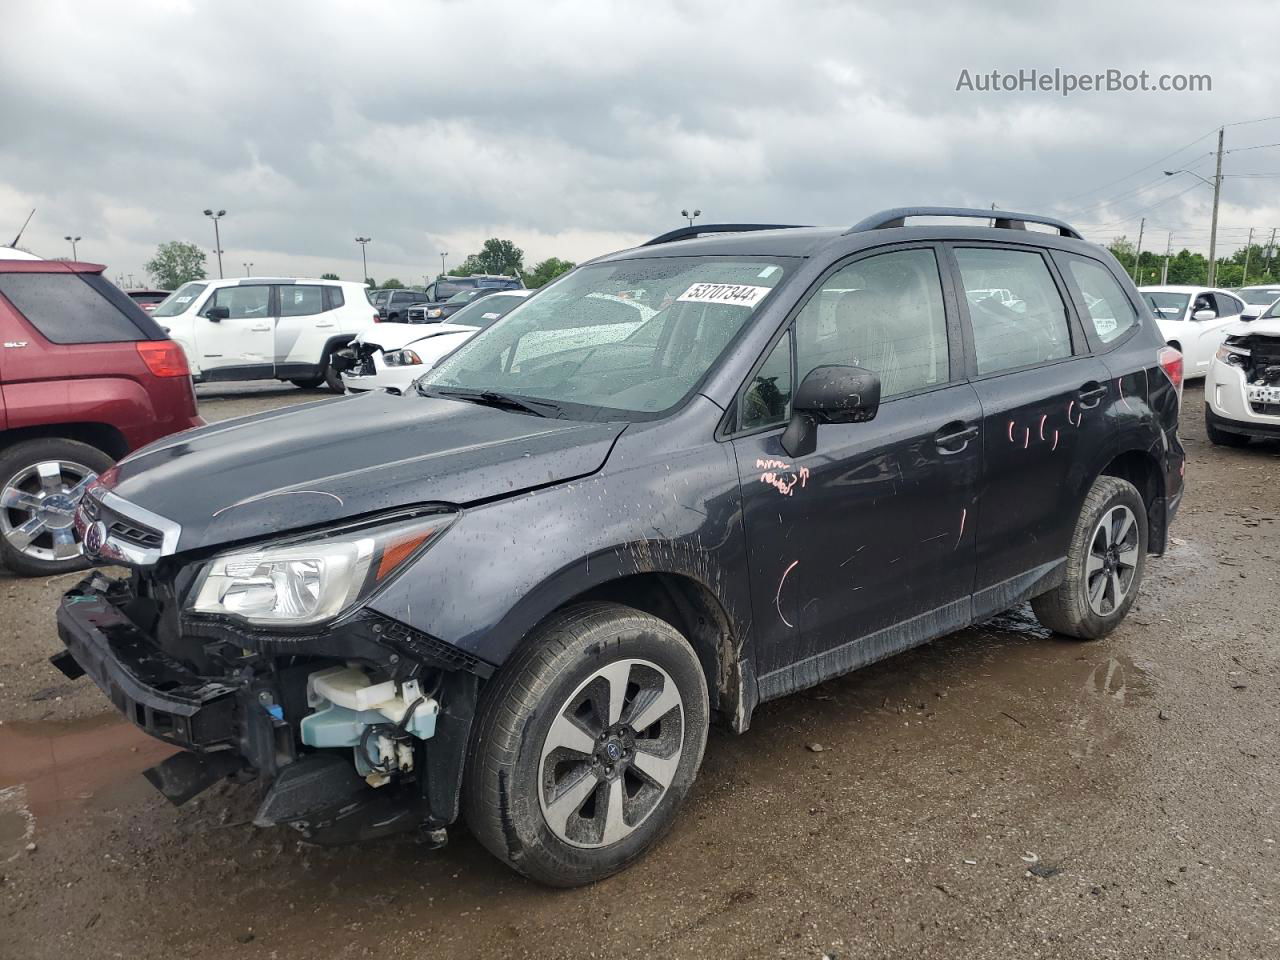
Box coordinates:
[2,382,1278,959]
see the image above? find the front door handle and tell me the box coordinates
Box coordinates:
[936,421,979,455]
[251,324,271,332]
[1078,381,1108,409]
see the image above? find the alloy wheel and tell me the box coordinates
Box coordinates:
[538,658,684,849]
[0,460,96,564]
[1085,504,1140,617]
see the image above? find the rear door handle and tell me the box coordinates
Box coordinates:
[1078,382,1108,409]
[936,421,979,455]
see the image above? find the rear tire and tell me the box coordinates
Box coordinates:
[464,602,709,887]
[1032,476,1147,640]
[289,377,324,389]
[1205,406,1251,447]
[0,438,114,577]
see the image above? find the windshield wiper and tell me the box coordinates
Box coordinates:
[427,387,562,418]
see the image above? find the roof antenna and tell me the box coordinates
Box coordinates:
[8,208,35,248]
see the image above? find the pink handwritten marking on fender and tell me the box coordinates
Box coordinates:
[1117,377,1134,412]
[1007,420,1015,442]
[955,507,967,549]
[760,465,810,496]
[1038,414,1047,440]
[1023,427,1030,449]
[1051,429,1060,451]
[1067,400,1075,424]
[775,560,799,628]
[756,458,791,471]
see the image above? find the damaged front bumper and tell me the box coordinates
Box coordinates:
[53,572,484,845]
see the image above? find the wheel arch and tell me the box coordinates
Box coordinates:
[1099,447,1167,554]
[511,570,750,733]
[0,422,130,460]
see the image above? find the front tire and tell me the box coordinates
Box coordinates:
[0,438,114,577]
[1205,406,1251,447]
[1032,476,1147,640]
[464,603,709,887]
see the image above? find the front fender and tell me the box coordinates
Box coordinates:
[365,407,752,670]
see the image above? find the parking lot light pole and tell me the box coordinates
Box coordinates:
[64,235,81,259]
[203,209,226,278]
[440,252,447,277]
[355,236,371,284]
[681,208,701,227]
[243,262,254,276]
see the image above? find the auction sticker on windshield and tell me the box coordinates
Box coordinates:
[677,283,771,307]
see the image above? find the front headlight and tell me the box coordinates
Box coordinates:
[426,308,443,318]
[1216,343,1250,366]
[383,348,423,367]
[189,511,453,627]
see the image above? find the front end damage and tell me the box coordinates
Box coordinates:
[53,567,490,846]
[1212,327,1280,437]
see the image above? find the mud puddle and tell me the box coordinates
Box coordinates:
[0,712,173,858]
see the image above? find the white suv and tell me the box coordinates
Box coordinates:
[1139,285,1245,379]
[1205,300,1280,446]
[149,277,378,391]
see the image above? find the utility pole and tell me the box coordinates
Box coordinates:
[1132,218,1145,282]
[1207,127,1224,287]
[354,237,371,284]
[1161,232,1172,284]
[440,252,448,277]
[1265,227,1278,277]
[203,209,226,278]
[1241,228,1255,286]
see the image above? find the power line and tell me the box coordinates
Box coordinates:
[1058,127,1218,205]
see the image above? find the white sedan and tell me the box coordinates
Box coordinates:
[342,289,532,394]
[1139,285,1245,379]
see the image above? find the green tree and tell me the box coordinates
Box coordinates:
[321,272,340,280]
[454,238,525,277]
[382,277,405,289]
[525,257,575,288]
[145,241,207,289]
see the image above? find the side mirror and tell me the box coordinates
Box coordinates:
[780,365,881,458]
[205,306,229,321]
[1192,309,1216,321]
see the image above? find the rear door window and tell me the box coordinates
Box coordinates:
[953,247,1073,375]
[1213,292,1244,317]
[0,272,158,343]
[278,285,324,317]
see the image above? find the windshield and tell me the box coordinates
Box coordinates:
[1239,288,1280,306]
[1263,299,1280,319]
[417,257,789,420]
[446,289,488,304]
[151,282,208,317]
[1142,291,1190,319]
[446,292,528,329]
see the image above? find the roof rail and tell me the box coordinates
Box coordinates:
[642,223,811,247]
[847,207,1084,241]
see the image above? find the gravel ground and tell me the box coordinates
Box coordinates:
[2,382,1278,959]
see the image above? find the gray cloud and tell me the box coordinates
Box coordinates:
[3,0,1278,284]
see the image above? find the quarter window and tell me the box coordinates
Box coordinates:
[1213,292,1243,317]
[1063,255,1138,344]
[954,248,1072,375]
[739,332,792,430]
[279,285,324,317]
[794,248,949,398]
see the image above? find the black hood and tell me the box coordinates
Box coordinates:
[105,391,626,553]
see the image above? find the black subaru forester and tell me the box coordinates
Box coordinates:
[54,208,1184,886]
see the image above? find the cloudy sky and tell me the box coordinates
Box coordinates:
[3,0,1278,286]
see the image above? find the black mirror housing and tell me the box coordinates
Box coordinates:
[781,365,881,458]
[205,306,229,321]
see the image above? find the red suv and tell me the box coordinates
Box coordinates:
[0,258,202,575]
